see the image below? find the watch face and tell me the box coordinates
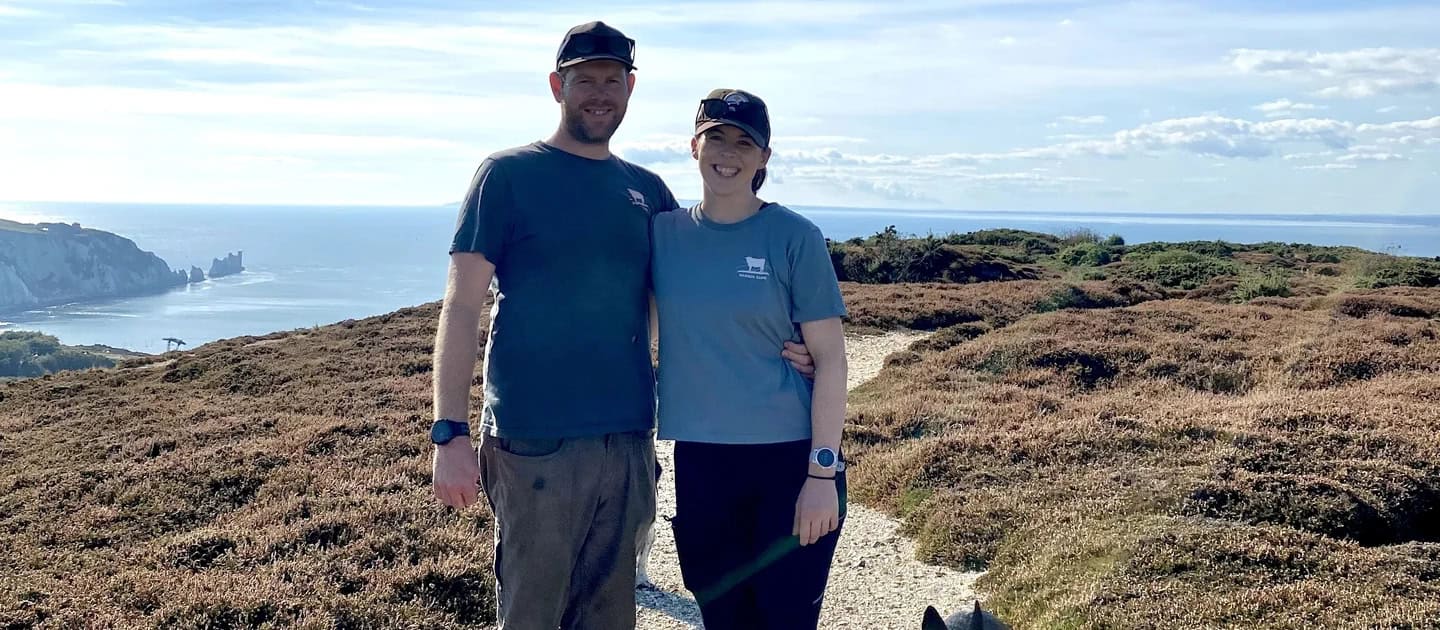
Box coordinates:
[430,422,452,444]
[815,448,836,467]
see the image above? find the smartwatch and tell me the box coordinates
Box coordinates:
[430,419,471,445]
[809,447,845,472]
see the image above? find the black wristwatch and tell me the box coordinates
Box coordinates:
[430,419,470,445]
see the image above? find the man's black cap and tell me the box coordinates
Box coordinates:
[556,21,636,71]
[695,89,771,150]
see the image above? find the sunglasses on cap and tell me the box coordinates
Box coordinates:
[564,33,636,62]
[696,97,761,122]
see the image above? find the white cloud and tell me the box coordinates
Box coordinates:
[203,131,468,155]
[1048,115,1108,128]
[0,4,41,17]
[1357,116,1440,135]
[1282,151,1335,160]
[1230,47,1440,98]
[1377,105,1399,113]
[779,135,871,145]
[1104,115,1353,158]
[1298,163,1358,170]
[1253,98,1325,118]
[3,1,1439,210]
[1336,152,1406,162]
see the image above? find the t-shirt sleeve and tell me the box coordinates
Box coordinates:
[654,175,680,213]
[448,157,513,262]
[789,225,848,323]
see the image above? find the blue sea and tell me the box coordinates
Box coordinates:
[1,202,1437,354]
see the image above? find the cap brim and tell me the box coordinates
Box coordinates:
[695,120,768,149]
[557,55,636,70]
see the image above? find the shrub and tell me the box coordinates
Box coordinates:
[1233,272,1292,302]
[1124,250,1240,289]
[0,331,113,377]
[829,230,1042,284]
[1056,242,1117,268]
[1357,259,1440,289]
[1127,240,1238,259]
[1059,228,1103,245]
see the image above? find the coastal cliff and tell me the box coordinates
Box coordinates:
[0,219,188,313]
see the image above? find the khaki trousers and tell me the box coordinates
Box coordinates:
[477,430,656,630]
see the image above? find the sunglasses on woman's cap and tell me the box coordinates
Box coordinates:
[694,89,771,149]
[557,21,637,70]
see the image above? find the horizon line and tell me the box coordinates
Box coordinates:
[3,199,1437,219]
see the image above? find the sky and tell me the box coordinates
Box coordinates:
[0,0,1437,215]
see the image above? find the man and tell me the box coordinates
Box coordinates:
[429,21,813,629]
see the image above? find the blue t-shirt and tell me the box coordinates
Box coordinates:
[651,203,848,444]
[450,141,678,439]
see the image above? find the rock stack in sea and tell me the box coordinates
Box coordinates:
[209,251,244,278]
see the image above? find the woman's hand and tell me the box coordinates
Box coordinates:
[794,476,840,546]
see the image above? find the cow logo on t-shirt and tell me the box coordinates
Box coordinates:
[738,257,769,280]
[626,188,650,212]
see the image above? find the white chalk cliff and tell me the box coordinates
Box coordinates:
[0,220,190,313]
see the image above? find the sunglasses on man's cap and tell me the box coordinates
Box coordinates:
[557,21,636,70]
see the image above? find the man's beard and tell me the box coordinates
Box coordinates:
[562,100,626,145]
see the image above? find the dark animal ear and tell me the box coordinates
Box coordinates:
[971,600,985,630]
[922,606,949,630]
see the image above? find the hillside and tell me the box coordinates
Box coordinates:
[0,331,144,380]
[1,230,1438,628]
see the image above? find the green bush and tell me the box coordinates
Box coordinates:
[0,331,112,377]
[1056,242,1118,268]
[1124,250,1240,289]
[1233,272,1292,302]
[1059,228,1103,245]
[1357,259,1440,289]
[829,229,1038,284]
[1127,240,1238,260]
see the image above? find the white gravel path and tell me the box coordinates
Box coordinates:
[636,331,987,629]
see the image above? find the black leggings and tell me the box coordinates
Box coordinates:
[671,440,847,630]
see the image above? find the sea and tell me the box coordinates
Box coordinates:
[1,201,1437,354]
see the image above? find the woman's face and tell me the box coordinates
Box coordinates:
[692,125,770,196]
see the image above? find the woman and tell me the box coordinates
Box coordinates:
[651,88,849,629]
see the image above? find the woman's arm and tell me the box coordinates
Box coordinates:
[794,316,846,546]
[800,317,846,465]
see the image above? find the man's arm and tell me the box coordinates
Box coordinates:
[783,340,815,378]
[431,252,495,509]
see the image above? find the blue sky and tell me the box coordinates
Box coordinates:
[0,0,1437,214]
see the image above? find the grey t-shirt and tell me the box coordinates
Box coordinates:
[450,141,678,439]
[651,203,848,444]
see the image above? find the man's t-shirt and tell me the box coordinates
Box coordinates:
[450,141,678,439]
[651,203,848,444]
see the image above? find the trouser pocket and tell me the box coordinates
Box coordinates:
[497,437,564,457]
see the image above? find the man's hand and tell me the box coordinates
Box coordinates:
[794,477,840,546]
[783,340,815,379]
[432,438,480,509]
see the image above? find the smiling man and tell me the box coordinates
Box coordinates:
[427,21,812,630]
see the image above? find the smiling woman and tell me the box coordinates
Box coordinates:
[650,88,853,629]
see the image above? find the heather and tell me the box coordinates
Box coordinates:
[844,288,1440,628]
[3,229,1438,628]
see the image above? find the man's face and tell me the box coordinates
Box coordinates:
[554,60,634,145]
